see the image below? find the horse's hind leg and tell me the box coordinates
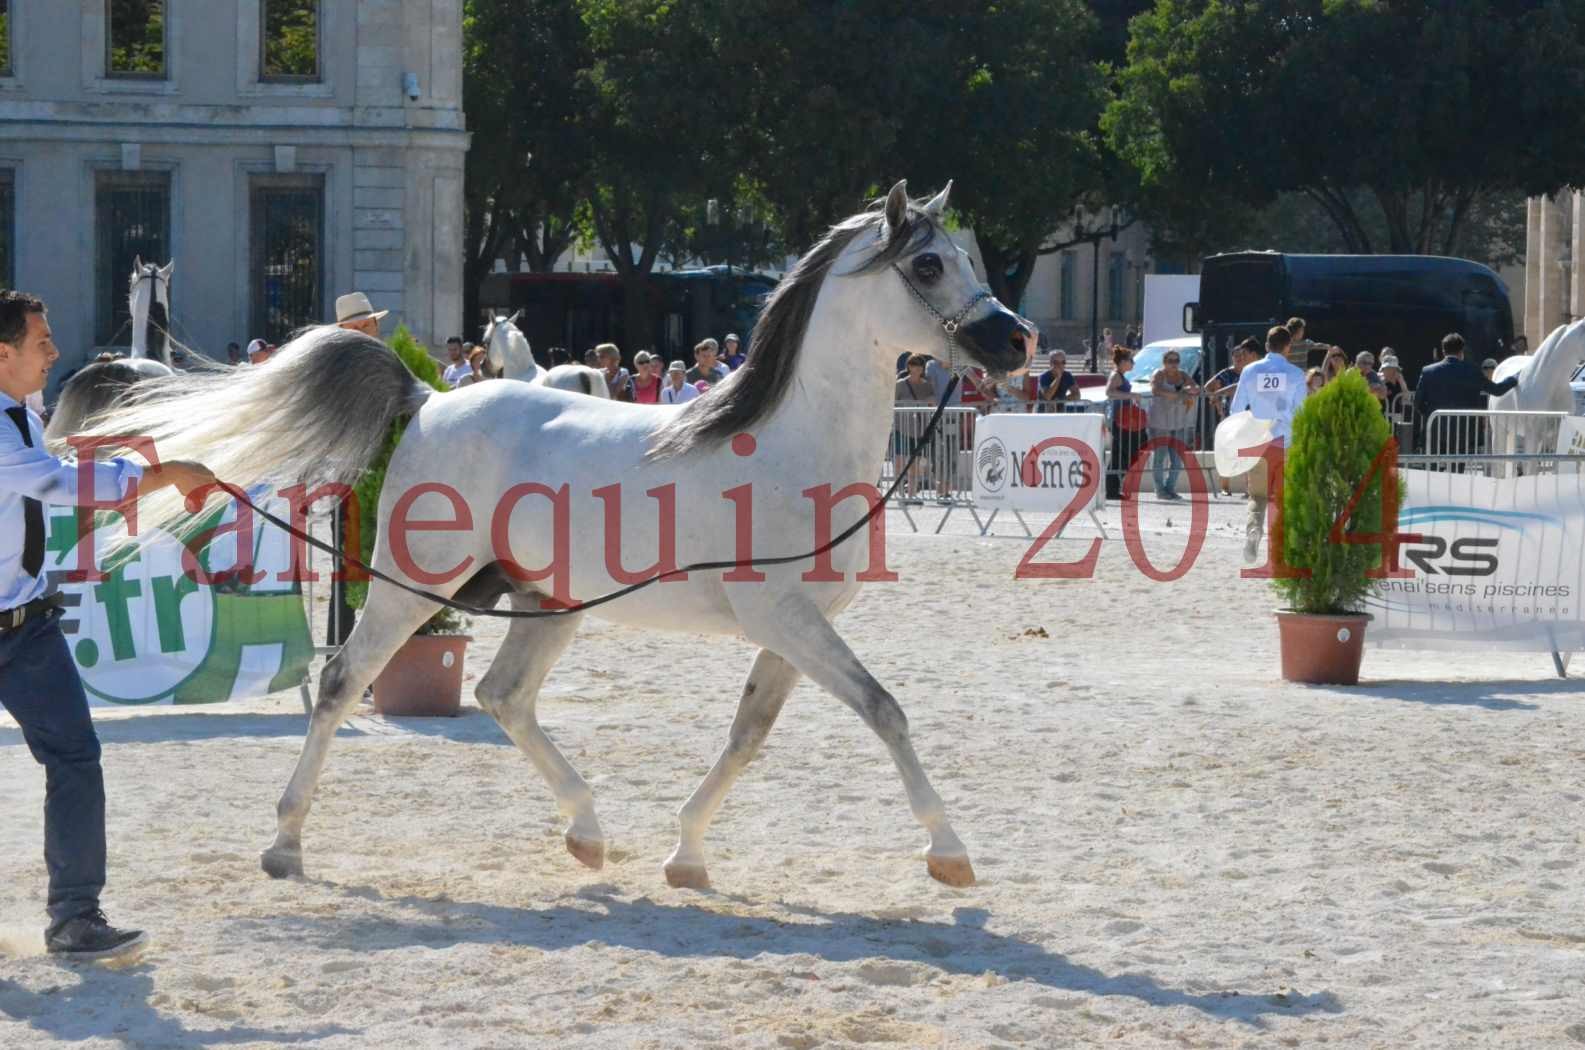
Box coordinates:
[664,648,801,889]
[737,594,974,887]
[473,599,605,869]
[261,582,436,879]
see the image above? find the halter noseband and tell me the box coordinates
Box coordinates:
[891,263,997,368]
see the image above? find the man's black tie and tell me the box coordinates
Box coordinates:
[5,406,46,578]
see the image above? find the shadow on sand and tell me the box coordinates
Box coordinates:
[0,963,352,1048]
[1343,676,1582,711]
[0,708,514,749]
[232,882,1341,1029]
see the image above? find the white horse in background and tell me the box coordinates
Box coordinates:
[128,256,176,366]
[85,181,1035,892]
[45,257,176,444]
[1487,320,1585,465]
[482,311,611,397]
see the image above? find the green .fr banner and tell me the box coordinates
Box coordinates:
[43,491,314,706]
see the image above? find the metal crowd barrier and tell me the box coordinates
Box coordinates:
[881,405,982,532]
[880,383,1529,523]
[1423,410,1571,468]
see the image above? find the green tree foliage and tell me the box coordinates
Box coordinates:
[720,2,1107,307]
[0,4,11,75]
[1276,369,1400,615]
[346,326,448,613]
[108,0,165,76]
[898,0,1107,307]
[262,0,318,79]
[576,0,745,349]
[1108,0,1585,256]
[462,0,594,333]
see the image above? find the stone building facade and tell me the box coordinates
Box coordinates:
[0,0,467,393]
[1523,193,1585,345]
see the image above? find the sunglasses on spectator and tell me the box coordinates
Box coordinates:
[1164,356,1180,363]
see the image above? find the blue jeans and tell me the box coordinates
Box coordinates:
[1150,429,1192,496]
[0,608,105,932]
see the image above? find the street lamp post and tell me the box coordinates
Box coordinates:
[1072,206,1127,371]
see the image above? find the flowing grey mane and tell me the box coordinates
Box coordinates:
[648,198,941,458]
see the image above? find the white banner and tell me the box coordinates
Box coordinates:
[1367,467,1585,652]
[1558,416,1585,464]
[44,492,314,706]
[971,412,1105,512]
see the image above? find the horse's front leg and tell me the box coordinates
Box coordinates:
[664,648,801,889]
[737,593,974,887]
[262,585,435,879]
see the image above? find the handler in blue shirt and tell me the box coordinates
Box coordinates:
[0,291,212,959]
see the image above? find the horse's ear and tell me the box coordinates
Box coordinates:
[923,181,952,219]
[132,255,144,273]
[158,261,174,280]
[510,309,524,325]
[884,180,909,235]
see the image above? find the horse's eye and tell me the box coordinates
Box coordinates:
[913,253,943,283]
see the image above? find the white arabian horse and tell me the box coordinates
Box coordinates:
[482,311,611,397]
[45,257,176,444]
[1487,320,1585,465]
[84,181,1033,890]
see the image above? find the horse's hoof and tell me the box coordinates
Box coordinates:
[260,846,304,880]
[926,853,976,888]
[663,861,711,890]
[566,833,605,871]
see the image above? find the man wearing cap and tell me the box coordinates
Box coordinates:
[0,291,215,959]
[334,292,389,341]
[1230,325,1310,562]
[661,360,700,404]
[1379,352,1408,407]
[722,334,745,371]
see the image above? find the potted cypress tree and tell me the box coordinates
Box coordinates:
[346,325,474,716]
[1272,369,1401,685]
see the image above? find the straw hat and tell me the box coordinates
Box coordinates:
[333,292,389,325]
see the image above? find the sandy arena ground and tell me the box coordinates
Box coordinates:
[1,497,1582,1049]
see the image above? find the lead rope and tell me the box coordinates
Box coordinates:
[209,375,963,621]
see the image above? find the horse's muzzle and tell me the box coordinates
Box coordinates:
[960,309,1034,375]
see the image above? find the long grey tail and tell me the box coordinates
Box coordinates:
[71,325,433,547]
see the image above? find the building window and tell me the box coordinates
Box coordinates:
[0,170,13,291]
[1059,251,1076,321]
[1107,251,1126,321]
[95,171,171,345]
[261,0,319,81]
[251,178,324,343]
[107,0,166,79]
[0,0,11,77]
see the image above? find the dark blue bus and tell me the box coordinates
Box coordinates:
[1185,252,1514,382]
[497,266,777,366]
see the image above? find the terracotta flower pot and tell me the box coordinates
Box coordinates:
[1275,611,1370,685]
[372,634,471,717]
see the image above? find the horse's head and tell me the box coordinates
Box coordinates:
[836,180,1033,378]
[129,257,173,302]
[483,310,531,378]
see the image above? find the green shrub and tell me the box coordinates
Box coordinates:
[345,325,464,635]
[1275,368,1402,615]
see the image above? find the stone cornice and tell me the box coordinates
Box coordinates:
[0,100,465,132]
[0,108,470,151]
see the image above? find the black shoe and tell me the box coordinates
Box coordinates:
[45,909,146,961]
